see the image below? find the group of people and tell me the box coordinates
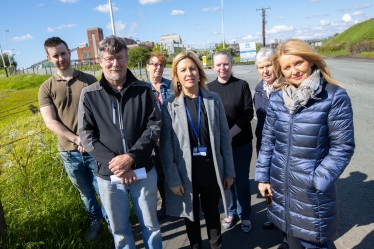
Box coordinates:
[39,35,355,249]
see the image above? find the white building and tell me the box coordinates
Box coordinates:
[160,34,191,54]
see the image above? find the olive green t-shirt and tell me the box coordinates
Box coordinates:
[38,69,98,151]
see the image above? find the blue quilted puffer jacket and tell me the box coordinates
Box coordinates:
[255,74,355,244]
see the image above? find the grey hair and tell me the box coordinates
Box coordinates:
[255,47,275,67]
[213,50,233,65]
[98,35,128,58]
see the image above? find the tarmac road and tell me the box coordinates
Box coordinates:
[136,58,373,249]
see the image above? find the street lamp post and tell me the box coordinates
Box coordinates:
[3,30,12,67]
[221,0,225,49]
[108,0,116,36]
[0,44,8,77]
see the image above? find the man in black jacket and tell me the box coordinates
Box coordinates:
[78,36,162,248]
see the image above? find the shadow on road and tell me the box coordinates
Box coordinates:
[336,171,374,248]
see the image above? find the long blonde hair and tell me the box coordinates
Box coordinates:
[272,39,343,88]
[171,50,208,97]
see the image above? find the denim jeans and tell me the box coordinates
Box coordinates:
[97,167,162,249]
[60,151,109,224]
[227,142,252,220]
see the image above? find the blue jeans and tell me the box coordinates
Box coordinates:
[97,167,162,249]
[227,142,252,220]
[60,151,109,224]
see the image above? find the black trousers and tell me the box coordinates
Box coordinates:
[184,182,222,249]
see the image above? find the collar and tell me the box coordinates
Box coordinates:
[54,68,79,82]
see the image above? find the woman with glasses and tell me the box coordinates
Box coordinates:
[160,51,235,249]
[146,52,173,220]
[256,39,355,249]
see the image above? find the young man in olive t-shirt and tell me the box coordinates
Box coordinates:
[38,37,109,241]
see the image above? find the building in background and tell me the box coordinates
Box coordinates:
[76,28,103,63]
[160,34,190,55]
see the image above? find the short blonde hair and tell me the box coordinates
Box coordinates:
[171,51,208,97]
[273,39,342,88]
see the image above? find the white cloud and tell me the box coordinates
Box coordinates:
[171,10,185,15]
[266,25,294,34]
[352,11,364,16]
[319,20,331,26]
[278,16,284,20]
[59,0,79,3]
[304,14,320,19]
[106,20,126,36]
[338,8,352,12]
[12,34,33,42]
[242,35,254,40]
[38,3,44,6]
[203,7,220,12]
[93,3,119,13]
[356,4,372,9]
[342,14,352,22]
[310,0,321,2]
[130,23,138,32]
[196,27,204,30]
[212,31,220,35]
[47,24,76,32]
[139,0,170,5]
[313,27,323,30]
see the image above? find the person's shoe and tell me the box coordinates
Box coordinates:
[263,220,275,229]
[277,242,289,249]
[222,216,235,229]
[157,205,167,220]
[86,218,102,241]
[241,220,252,233]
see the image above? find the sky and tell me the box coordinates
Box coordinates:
[0,0,373,69]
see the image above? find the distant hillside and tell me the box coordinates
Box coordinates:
[318,18,374,57]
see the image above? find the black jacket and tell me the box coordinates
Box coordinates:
[253,80,269,151]
[78,70,161,180]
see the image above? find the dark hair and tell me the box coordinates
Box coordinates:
[98,35,128,58]
[44,37,69,55]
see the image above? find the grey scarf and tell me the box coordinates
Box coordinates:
[282,69,321,114]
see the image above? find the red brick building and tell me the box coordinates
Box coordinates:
[77,28,103,63]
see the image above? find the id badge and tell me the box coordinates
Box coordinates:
[193,146,207,156]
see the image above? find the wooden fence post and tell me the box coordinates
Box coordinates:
[0,199,7,248]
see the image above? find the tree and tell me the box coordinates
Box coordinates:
[128,46,151,68]
[152,43,168,58]
[0,53,17,69]
[256,42,263,52]
[214,42,233,54]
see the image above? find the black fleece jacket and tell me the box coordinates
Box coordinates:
[78,69,161,180]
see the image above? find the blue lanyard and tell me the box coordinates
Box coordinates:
[184,91,202,146]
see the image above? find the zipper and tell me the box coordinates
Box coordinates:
[115,98,127,154]
[284,106,302,234]
[111,100,117,124]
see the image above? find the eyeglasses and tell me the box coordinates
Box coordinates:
[149,63,165,68]
[101,56,127,64]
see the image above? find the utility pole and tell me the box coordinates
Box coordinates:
[256,6,270,47]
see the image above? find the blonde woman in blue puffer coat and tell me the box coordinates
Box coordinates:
[255,39,355,249]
